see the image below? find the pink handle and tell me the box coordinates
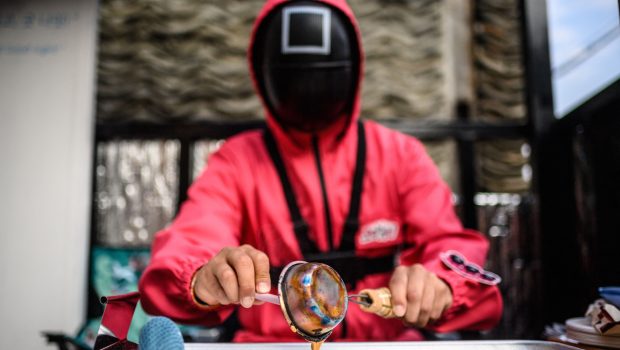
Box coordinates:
[255,293,280,305]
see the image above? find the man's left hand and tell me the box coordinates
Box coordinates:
[389,264,453,328]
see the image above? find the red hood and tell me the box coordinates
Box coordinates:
[248,0,364,148]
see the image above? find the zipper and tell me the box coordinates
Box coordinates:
[312,136,334,251]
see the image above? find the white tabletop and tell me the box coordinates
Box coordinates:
[185,340,580,350]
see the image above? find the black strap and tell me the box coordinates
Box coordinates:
[264,121,392,287]
[263,128,319,255]
[339,121,366,252]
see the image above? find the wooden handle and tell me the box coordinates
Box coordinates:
[358,287,396,318]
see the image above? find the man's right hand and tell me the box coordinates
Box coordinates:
[192,244,271,308]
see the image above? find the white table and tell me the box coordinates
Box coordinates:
[185,340,580,350]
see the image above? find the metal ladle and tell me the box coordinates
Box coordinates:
[255,261,398,342]
[255,261,348,342]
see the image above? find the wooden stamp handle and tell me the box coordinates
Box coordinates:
[358,287,396,318]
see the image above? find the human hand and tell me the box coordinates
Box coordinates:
[389,264,453,327]
[192,244,271,308]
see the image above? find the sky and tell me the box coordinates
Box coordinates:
[546,0,620,117]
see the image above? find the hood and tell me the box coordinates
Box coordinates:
[248,0,364,146]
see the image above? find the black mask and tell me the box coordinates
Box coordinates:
[254,1,358,132]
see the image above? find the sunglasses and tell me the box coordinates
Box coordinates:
[439,250,501,286]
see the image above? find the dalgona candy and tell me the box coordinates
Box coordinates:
[278,261,348,342]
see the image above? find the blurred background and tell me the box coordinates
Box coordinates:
[1,0,619,348]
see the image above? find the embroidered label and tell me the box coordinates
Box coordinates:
[359,220,399,245]
[440,250,501,285]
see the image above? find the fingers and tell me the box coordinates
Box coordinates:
[246,247,271,293]
[389,266,409,317]
[403,265,426,326]
[430,275,452,322]
[430,289,446,322]
[215,262,240,304]
[389,264,454,328]
[193,245,271,309]
[194,265,229,305]
[228,252,255,307]
[412,277,435,327]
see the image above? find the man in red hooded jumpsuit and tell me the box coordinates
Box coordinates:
[139,0,503,342]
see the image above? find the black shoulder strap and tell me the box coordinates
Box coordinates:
[263,128,319,255]
[263,121,366,257]
[265,122,394,288]
[339,121,366,251]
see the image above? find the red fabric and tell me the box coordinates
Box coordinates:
[139,0,503,342]
[99,292,141,340]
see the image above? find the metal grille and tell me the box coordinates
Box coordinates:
[95,140,180,247]
[476,192,539,339]
[192,139,225,180]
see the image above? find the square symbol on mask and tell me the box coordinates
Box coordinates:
[282,6,331,55]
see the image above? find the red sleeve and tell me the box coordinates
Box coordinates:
[395,137,503,332]
[138,143,244,325]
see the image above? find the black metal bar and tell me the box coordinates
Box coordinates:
[455,103,478,229]
[521,0,565,329]
[522,0,555,135]
[96,119,529,142]
[96,119,264,141]
[381,119,529,140]
[456,140,477,228]
[177,139,192,212]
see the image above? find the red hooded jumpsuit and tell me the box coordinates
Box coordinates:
[139,0,503,342]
